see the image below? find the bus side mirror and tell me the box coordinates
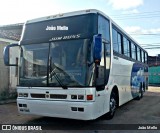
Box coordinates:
[93,34,105,88]
[3,43,19,66]
[93,34,102,63]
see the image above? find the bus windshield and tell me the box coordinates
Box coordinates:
[19,39,93,87]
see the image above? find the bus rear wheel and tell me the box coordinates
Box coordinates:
[136,83,143,100]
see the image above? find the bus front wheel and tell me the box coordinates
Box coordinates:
[105,92,117,119]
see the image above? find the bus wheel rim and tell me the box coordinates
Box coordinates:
[110,97,116,115]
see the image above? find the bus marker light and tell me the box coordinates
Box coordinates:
[71,95,77,99]
[19,93,23,97]
[71,107,77,111]
[18,93,28,97]
[23,93,28,97]
[78,95,84,100]
[86,9,90,12]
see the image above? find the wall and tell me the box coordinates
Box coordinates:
[0,41,9,100]
[0,40,18,100]
[149,66,160,85]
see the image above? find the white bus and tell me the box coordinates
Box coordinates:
[3,9,148,120]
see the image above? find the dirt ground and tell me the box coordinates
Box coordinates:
[0,86,160,132]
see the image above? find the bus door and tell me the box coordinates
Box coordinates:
[95,41,106,115]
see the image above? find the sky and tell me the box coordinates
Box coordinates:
[0,0,160,56]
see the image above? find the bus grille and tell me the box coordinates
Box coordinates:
[31,94,45,98]
[50,94,67,99]
[30,93,67,99]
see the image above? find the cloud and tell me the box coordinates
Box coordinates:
[124,26,160,34]
[122,9,139,14]
[109,0,143,10]
[0,0,63,25]
[125,26,142,33]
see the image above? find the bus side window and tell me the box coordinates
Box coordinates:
[123,37,130,57]
[112,28,123,54]
[141,50,144,63]
[131,43,136,60]
[140,49,142,62]
[105,42,111,84]
[143,51,145,63]
[135,45,137,60]
[117,33,122,54]
[98,15,110,41]
[137,47,140,61]
[105,43,110,69]
[145,52,148,64]
[112,28,118,52]
[100,42,105,66]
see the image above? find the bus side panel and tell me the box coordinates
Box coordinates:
[130,62,147,96]
[110,56,134,106]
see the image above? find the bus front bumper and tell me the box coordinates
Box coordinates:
[17,98,98,120]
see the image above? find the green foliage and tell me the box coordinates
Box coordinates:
[0,88,17,101]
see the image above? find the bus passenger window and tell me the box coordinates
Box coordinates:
[117,33,122,54]
[123,37,130,57]
[135,46,137,60]
[140,49,142,62]
[137,47,140,61]
[112,28,118,52]
[141,50,144,62]
[145,52,148,63]
[131,43,136,60]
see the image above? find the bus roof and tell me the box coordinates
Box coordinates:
[26,9,112,24]
[25,9,147,53]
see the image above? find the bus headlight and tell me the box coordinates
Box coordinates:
[18,93,28,97]
[71,95,84,100]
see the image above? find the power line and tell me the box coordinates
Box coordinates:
[144,47,160,49]
[140,43,160,49]
[113,15,160,20]
[130,34,160,36]
[142,45,160,47]
[111,10,160,20]
[111,10,160,18]
[141,43,160,45]
[113,14,160,18]
[111,10,160,17]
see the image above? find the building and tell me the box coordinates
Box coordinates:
[148,56,160,85]
[0,24,23,100]
[148,55,160,67]
[149,66,160,85]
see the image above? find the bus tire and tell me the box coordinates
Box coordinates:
[143,82,145,92]
[136,83,143,100]
[105,91,117,119]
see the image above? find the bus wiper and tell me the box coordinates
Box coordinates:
[49,58,68,89]
[52,63,82,86]
[50,68,68,89]
[52,62,83,87]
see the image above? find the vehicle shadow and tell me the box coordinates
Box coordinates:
[25,116,103,130]
[149,84,160,87]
